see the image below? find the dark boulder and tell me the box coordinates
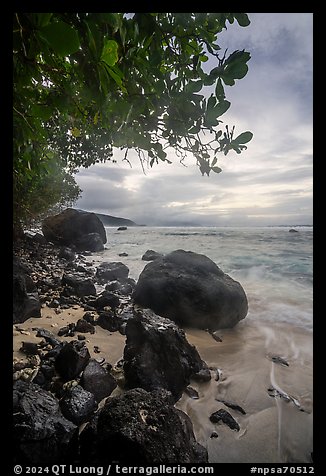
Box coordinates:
[88,291,120,309]
[117,226,127,231]
[142,249,164,261]
[89,291,120,310]
[13,258,41,324]
[81,359,117,403]
[105,280,134,296]
[96,261,129,283]
[35,328,61,347]
[62,273,96,297]
[75,319,95,334]
[60,385,97,426]
[289,228,299,233]
[75,233,105,252]
[133,249,248,330]
[24,231,47,244]
[58,247,76,261]
[123,308,205,402]
[96,311,121,332]
[13,380,78,464]
[79,388,208,464]
[55,341,90,381]
[42,208,106,249]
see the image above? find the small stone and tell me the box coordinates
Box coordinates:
[271,356,289,367]
[210,431,219,439]
[94,346,101,354]
[191,368,211,383]
[209,331,222,342]
[209,409,240,431]
[75,319,95,334]
[78,335,86,341]
[20,342,39,355]
[185,386,199,399]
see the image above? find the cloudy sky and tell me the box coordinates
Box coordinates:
[74,13,313,226]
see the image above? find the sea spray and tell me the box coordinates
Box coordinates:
[89,226,312,332]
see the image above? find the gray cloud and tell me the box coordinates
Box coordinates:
[74,13,313,227]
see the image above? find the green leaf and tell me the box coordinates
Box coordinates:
[101,39,119,66]
[103,64,127,93]
[205,99,230,127]
[31,105,52,121]
[233,131,253,144]
[215,78,225,100]
[211,166,222,174]
[185,80,203,94]
[211,157,218,167]
[224,62,248,80]
[188,123,201,134]
[40,22,80,57]
[212,100,231,118]
[35,13,53,28]
[234,13,250,27]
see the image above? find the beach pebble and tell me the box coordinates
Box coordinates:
[20,342,39,355]
[185,386,199,399]
[209,409,240,431]
[271,356,289,366]
[210,431,219,438]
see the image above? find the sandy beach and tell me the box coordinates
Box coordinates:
[13,305,313,464]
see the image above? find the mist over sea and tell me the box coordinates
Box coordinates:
[91,226,313,333]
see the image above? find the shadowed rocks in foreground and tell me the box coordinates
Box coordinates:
[123,308,208,402]
[13,380,78,464]
[79,388,208,464]
[133,249,248,330]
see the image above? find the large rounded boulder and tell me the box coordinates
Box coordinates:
[42,208,106,251]
[132,249,248,331]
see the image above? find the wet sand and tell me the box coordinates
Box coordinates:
[178,321,313,463]
[13,308,313,464]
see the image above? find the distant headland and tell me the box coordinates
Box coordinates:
[74,209,142,227]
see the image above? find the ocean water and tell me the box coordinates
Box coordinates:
[90,226,313,332]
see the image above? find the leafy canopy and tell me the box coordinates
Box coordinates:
[13,12,253,226]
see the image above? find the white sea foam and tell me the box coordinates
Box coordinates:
[90,226,312,332]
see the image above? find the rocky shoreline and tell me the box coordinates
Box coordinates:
[13,222,313,464]
[13,234,215,464]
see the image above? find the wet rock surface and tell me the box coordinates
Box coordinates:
[123,308,205,401]
[209,408,240,431]
[60,384,97,425]
[13,380,78,464]
[133,249,248,330]
[81,359,117,403]
[142,249,164,261]
[55,341,90,381]
[79,388,208,464]
[96,261,129,283]
[62,273,96,297]
[13,257,41,324]
[13,231,212,464]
